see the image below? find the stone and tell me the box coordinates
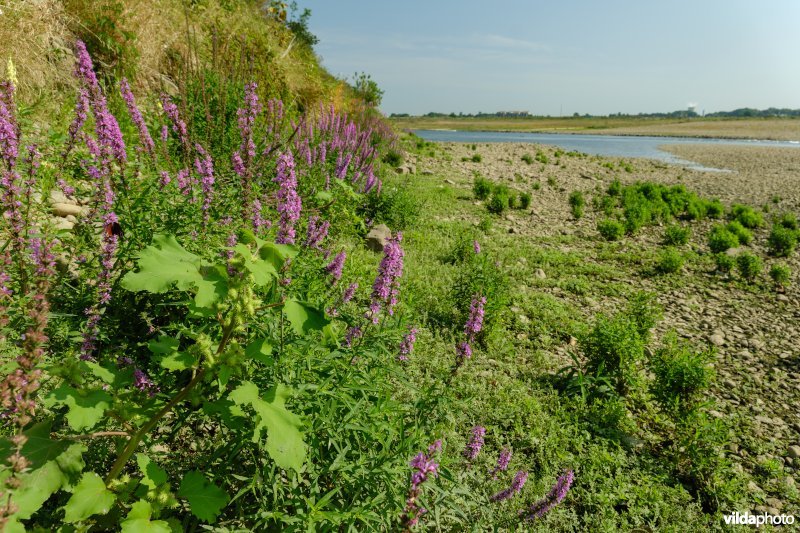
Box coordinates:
[421,170,434,175]
[53,219,74,231]
[443,179,455,185]
[725,247,745,257]
[51,203,83,217]
[747,481,764,493]
[788,445,800,459]
[364,224,392,252]
[49,188,72,204]
[709,334,725,346]
[766,498,783,510]
[534,268,546,280]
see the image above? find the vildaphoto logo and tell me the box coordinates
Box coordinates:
[723,511,795,528]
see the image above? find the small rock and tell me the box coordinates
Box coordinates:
[51,203,83,217]
[53,219,74,231]
[766,497,783,510]
[534,268,546,280]
[364,224,392,252]
[788,445,800,459]
[749,338,766,351]
[709,334,725,346]
[725,247,745,257]
[49,188,72,204]
[421,170,434,175]
[748,481,764,493]
[766,507,781,516]
[443,179,455,185]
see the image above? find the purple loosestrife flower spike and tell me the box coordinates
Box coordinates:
[119,78,154,156]
[343,326,362,348]
[398,326,418,362]
[465,295,486,337]
[490,470,528,502]
[0,81,19,169]
[464,426,486,461]
[368,232,404,323]
[194,144,215,225]
[522,469,575,520]
[133,368,158,397]
[402,441,441,529]
[490,448,512,479]
[160,94,189,150]
[274,151,301,244]
[342,282,358,304]
[325,251,346,283]
[304,215,330,250]
[473,240,481,254]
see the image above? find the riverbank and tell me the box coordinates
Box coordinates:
[394,134,800,525]
[391,116,800,141]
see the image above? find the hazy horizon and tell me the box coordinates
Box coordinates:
[302,0,800,116]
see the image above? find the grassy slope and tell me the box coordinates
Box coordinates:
[387,135,800,530]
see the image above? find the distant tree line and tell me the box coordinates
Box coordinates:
[390,108,800,119]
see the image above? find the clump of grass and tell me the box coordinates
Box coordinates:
[473,176,493,200]
[568,190,585,220]
[521,153,533,164]
[648,333,714,418]
[487,185,510,215]
[519,191,532,209]
[714,253,735,275]
[382,149,404,167]
[663,224,691,246]
[736,252,762,282]
[531,181,541,191]
[729,204,763,229]
[708,225,739,254]
[547,176,557,187]
[769,263,791,290]
[775,212,798,231]
[471,153,482,163]
[767,225,797,257]
[597,219,624,241]
[725,221,753,245]
[656,248,684,274]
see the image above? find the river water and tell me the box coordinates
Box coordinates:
[412,129,800,171]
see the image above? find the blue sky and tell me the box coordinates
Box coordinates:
[300,0,800,116]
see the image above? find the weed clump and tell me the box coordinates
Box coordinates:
[473,176,493,200]
[769,263,791,289]
[519,191,532,209]
[663,224,691,246]
[649,334,714,418]
[657,248,684,274]
[714,253,735,275]
[597,219,624,241]
[487,186,510,215]
[767,225,797,257]
[724,221,752,245]
[708,225,739,254]
[471,153,482,163]
[568,190,585,220]
[521,153,533,164]
[736,252,762,282]
[730,204,763,229]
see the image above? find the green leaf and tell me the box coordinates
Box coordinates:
[160,351,197,372]
[121,234,204,294]
[314,190,333,203]
[177,471,229,523]
[233,244,277,286]
[136,454,168,490]
[148,336,180,355]
[63,472,115,523]
[244,338,273,365]
[0,419,68,470]
[55,444,87,486]
[9,461,66,519]
[229,382,306,472]
[83,361,115,384]
[195,265,229,308]
[258,242,298,272]
[120,500,172,533]
[43,385,111,431]
[284,298,330,336]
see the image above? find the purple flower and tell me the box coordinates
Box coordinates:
[342,282,358,304]
[473,240,481,254]
[368,232,404,323]
[304,215,330,250]
[522,469,575,520]
[194,144,215,225]
[402,440,441,529]
[159,171,171,188]
[398,326,418,362]
[119,78,154,156]
[325,251,346,283]
[464,295,486,337]
[343,326,362,348]
[133,368,158,397]
[490,470,528,502]
[463,426,486,461]
[0,81,19,169]
[274,151,301,244]
[490,448,512,479]
[160,94,189,150]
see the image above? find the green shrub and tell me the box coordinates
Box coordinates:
[568,190,585,219]
[657,248,684,274]
[649,333,714,418]
[535,150,549,164]
[478,216,493,233]
[521,153,533,164]
[725,221,753,245]
[382,149,404,167]
[736,252,762,281]
[486,186,510,215]
[507,192,518,209]
[519,191,532,209]
[607,178,622,196]
[776,212,799,231]
[626,291,662,341]
[546,176,557,187]
[473,176,493,200]
[767,225,797,257]
[450,251,509,338]
[730,204,763,228]
[531,181,541,191]
[663,224,691,246]
[359,186,421,231]
[769,263,791,289]
[581,313,645,395]
[704,199,725,219]
[471,153,482,163]
[714,253,735,274]
[598,219,625,241]
[470,143,477,150]
[708,225,739,253]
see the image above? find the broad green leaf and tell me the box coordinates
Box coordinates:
[284,298,330,335]
[177,471,229,523]
[43,385,111,431]
[121,234,203,294]
[160,352,197,371]
[55,444,87,486]
[148,336,180,355]
[258,242,298,272]
[3,517,24,533]
[136,454,168,490]
[195,265,228,308]
[121,500,172,533]
[83,361,115,384]
[244,338,273,365]
[0,419,68,469]
[233,244,277,286]
[9,460,65,519]
[229,382,306,472]
[63,472,115,523]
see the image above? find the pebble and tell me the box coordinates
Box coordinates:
[534,268,546,280]
[788,445,800,459]
[709,334,725,346]
[51,202,83,217]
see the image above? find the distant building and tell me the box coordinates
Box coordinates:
[495,111,530,117]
